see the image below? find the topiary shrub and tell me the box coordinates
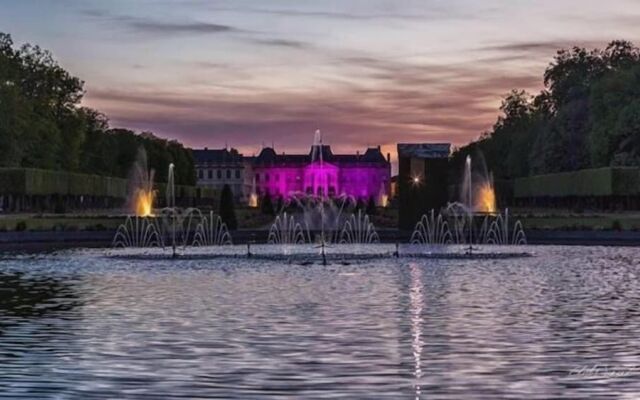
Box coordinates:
[260,193,274,216]
[611,219,623,231]
[366,196,377,216]
[218,184,238,230]
[14,221,27,232]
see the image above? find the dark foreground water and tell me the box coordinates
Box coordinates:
[0,246,639,399]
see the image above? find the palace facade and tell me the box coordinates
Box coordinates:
[194,143,391,205]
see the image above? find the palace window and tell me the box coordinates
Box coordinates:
[235,169,240,179]
[226,169,231,179]
[217,170,222,179]
[208,170,213,179]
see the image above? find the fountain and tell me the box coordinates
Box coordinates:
[130,148,156,217]
[113,148,163,248]
[461,152,496,214]
[486,209,527,245]
[113,158,233,253]
[260,130,382,261]
[378,181,389,208]
[410,206,526,248]
[311,129,328,247]
[112,216,163,248]
[410,153,526,250]
[339,210,379,244]
[410,210,452,245]
[248,176,258,208]
[267,212,307,244]
[113,133,525,262]
[192,212,233,246]
[290,194,355,244]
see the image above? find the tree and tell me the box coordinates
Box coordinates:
[366,196,377,216]
[453,40,640,179]
[275,196,284,214]
[260,192,274,215]
[0,32,198,183]
[218,184,237,230]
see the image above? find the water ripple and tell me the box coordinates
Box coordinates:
[0,246,639,398]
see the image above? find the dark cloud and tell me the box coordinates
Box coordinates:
[81,7,311,49]
[478,40,610,58]
[127,20,236,35]
[251,38,310,49]
[202,5,450,21]
[81,9,240,36]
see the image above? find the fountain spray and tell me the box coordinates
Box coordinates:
[313,129,327,252]
[167,163,177,258]
[465,156,473,254]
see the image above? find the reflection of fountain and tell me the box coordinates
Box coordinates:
[192,212,232,246]
[339,210,379,244]
[129,148,156,217]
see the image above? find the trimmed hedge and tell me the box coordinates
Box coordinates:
[0,168,128,197]
[0,168,218,200]
[514,167,640,198]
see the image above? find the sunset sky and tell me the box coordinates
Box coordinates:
[1,0,639,159]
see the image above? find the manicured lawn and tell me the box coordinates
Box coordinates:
[0,215,126,232]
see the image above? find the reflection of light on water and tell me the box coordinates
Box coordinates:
[134,189,155,217]
[476,183,496,214]
[249,193,258,208]
[410,263,423,399]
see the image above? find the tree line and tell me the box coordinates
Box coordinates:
[452,40,640,180]
[0,33,195,185]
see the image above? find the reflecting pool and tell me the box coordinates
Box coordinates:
[0,246,639,398]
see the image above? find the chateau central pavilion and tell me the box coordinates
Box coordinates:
[194,142,391,205]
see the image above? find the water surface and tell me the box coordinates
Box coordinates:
[0,246,639,399]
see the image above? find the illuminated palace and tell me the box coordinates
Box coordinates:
[194,142,391,205]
